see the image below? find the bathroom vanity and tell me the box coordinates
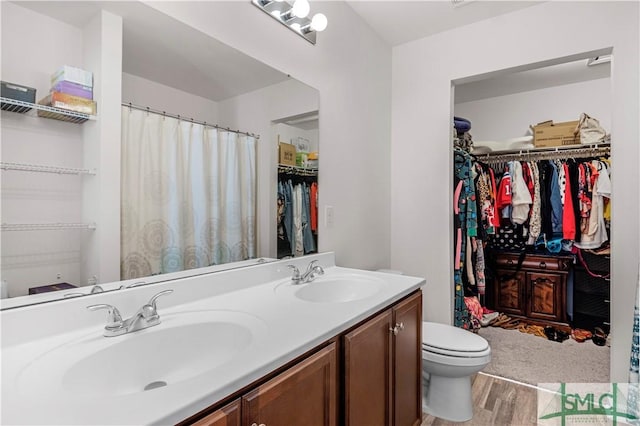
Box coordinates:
[0,253,424,425]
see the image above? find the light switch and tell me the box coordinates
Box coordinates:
[325,205,334,227]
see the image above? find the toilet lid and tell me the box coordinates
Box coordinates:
[422,322,489,354]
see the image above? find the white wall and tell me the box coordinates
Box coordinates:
[121,72,219,123]
[274,123,319,155]
[1,2,86,296]
[217,79,319,259]
[81,11,123,288]
[145,1,392,271]
[391,1,639,382]
[455,77,612,143]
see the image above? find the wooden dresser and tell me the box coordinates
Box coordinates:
[488,251,573,330]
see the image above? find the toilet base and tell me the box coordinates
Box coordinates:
[422,374,473,422]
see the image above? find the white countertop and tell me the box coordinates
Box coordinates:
[0,253,424,425]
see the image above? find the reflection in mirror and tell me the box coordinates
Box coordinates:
[274,113,319,259]
[0,1,319,308]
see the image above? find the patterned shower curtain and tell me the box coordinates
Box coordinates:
[120,107,256,279]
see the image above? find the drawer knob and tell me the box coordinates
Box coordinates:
[390,322,404,335]
[507,259,514,266]
[539,261,547,269]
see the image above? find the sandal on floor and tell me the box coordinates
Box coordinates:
[491,313,511,327]
[571,328,592,343]
[592,327,607,346]
[501,318,520,329]
[544,326,568,342]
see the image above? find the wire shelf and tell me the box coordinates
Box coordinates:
[1,223,97,232]
[278,164,318,176]
[478,142,611,164]
[0,162,96,175]
[1,97,95,123]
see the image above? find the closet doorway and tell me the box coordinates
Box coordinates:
[451,52,612,385]
[273,112,320,259]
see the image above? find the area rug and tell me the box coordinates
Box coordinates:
[478,325,610,385]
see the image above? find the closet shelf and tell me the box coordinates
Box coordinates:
[0,162,96,175]
[1,223,97,232]
[478,142,610,164]
[278,164,318,176]
[1,97,95,123]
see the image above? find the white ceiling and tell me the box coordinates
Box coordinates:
[346,0,543,46]
[14,0,581,105]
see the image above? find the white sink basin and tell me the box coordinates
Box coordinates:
[276,273,384,303]
[15,310,267,397]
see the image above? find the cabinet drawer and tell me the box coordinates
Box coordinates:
[578,251,610,272]
[574,291,610,318]
[572,312,609,333]
[574,270,609,295]
[495,253,571,271]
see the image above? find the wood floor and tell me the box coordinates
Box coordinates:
[421,373,539,426]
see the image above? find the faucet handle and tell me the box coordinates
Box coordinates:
[119,281,146,290]
[306,259,319,272]
[287,264,301,278]
[147,289,173,311]
[90,285,104,294]
[87,304,123,328]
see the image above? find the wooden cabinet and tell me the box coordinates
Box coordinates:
[242,343,337,426]
[191,399,240,426]
[344,291,422,426]
[181,290,422,426]
[491,252,571,327]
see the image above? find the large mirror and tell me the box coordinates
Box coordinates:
[0,1,319,308]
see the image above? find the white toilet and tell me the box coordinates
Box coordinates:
[421,321,491,422]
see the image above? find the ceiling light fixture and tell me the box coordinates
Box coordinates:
[252,0,327,45]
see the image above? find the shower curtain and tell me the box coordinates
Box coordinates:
[120,107,257,279]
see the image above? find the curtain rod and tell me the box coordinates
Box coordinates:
[478,142,610,164]
[121,102,260,139]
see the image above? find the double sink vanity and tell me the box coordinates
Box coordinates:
[1,252,425,425]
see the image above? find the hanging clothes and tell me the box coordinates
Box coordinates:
[277,170,318,258]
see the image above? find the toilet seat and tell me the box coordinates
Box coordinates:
[422,322,490,358]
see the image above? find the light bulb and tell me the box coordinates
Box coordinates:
[290,22,302,32]
[310,13,327,32]
[292,0,310,18]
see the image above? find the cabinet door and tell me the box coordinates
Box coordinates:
[191,399,240,426]
[527,272,565,322]
[393,292,422,426]
[242,342,337,426]
[494,270,526,316]
[344,309,393,426]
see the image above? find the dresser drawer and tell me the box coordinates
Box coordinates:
[574,270,609,295]
[574,290,610,318]
[495,253,572,272]
[572,312,610,333]
[578,251,610,272]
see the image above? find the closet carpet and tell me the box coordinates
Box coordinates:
[478,325,610,385]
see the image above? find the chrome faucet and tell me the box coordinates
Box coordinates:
[64,284,104,298]
[87,289,173,337]
[288,260,325,284]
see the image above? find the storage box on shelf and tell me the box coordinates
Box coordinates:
[279,142,296,166]
[532,120,580,147]
[1,81,36,113]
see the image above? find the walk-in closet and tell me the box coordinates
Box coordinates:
[451,55,613,384]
